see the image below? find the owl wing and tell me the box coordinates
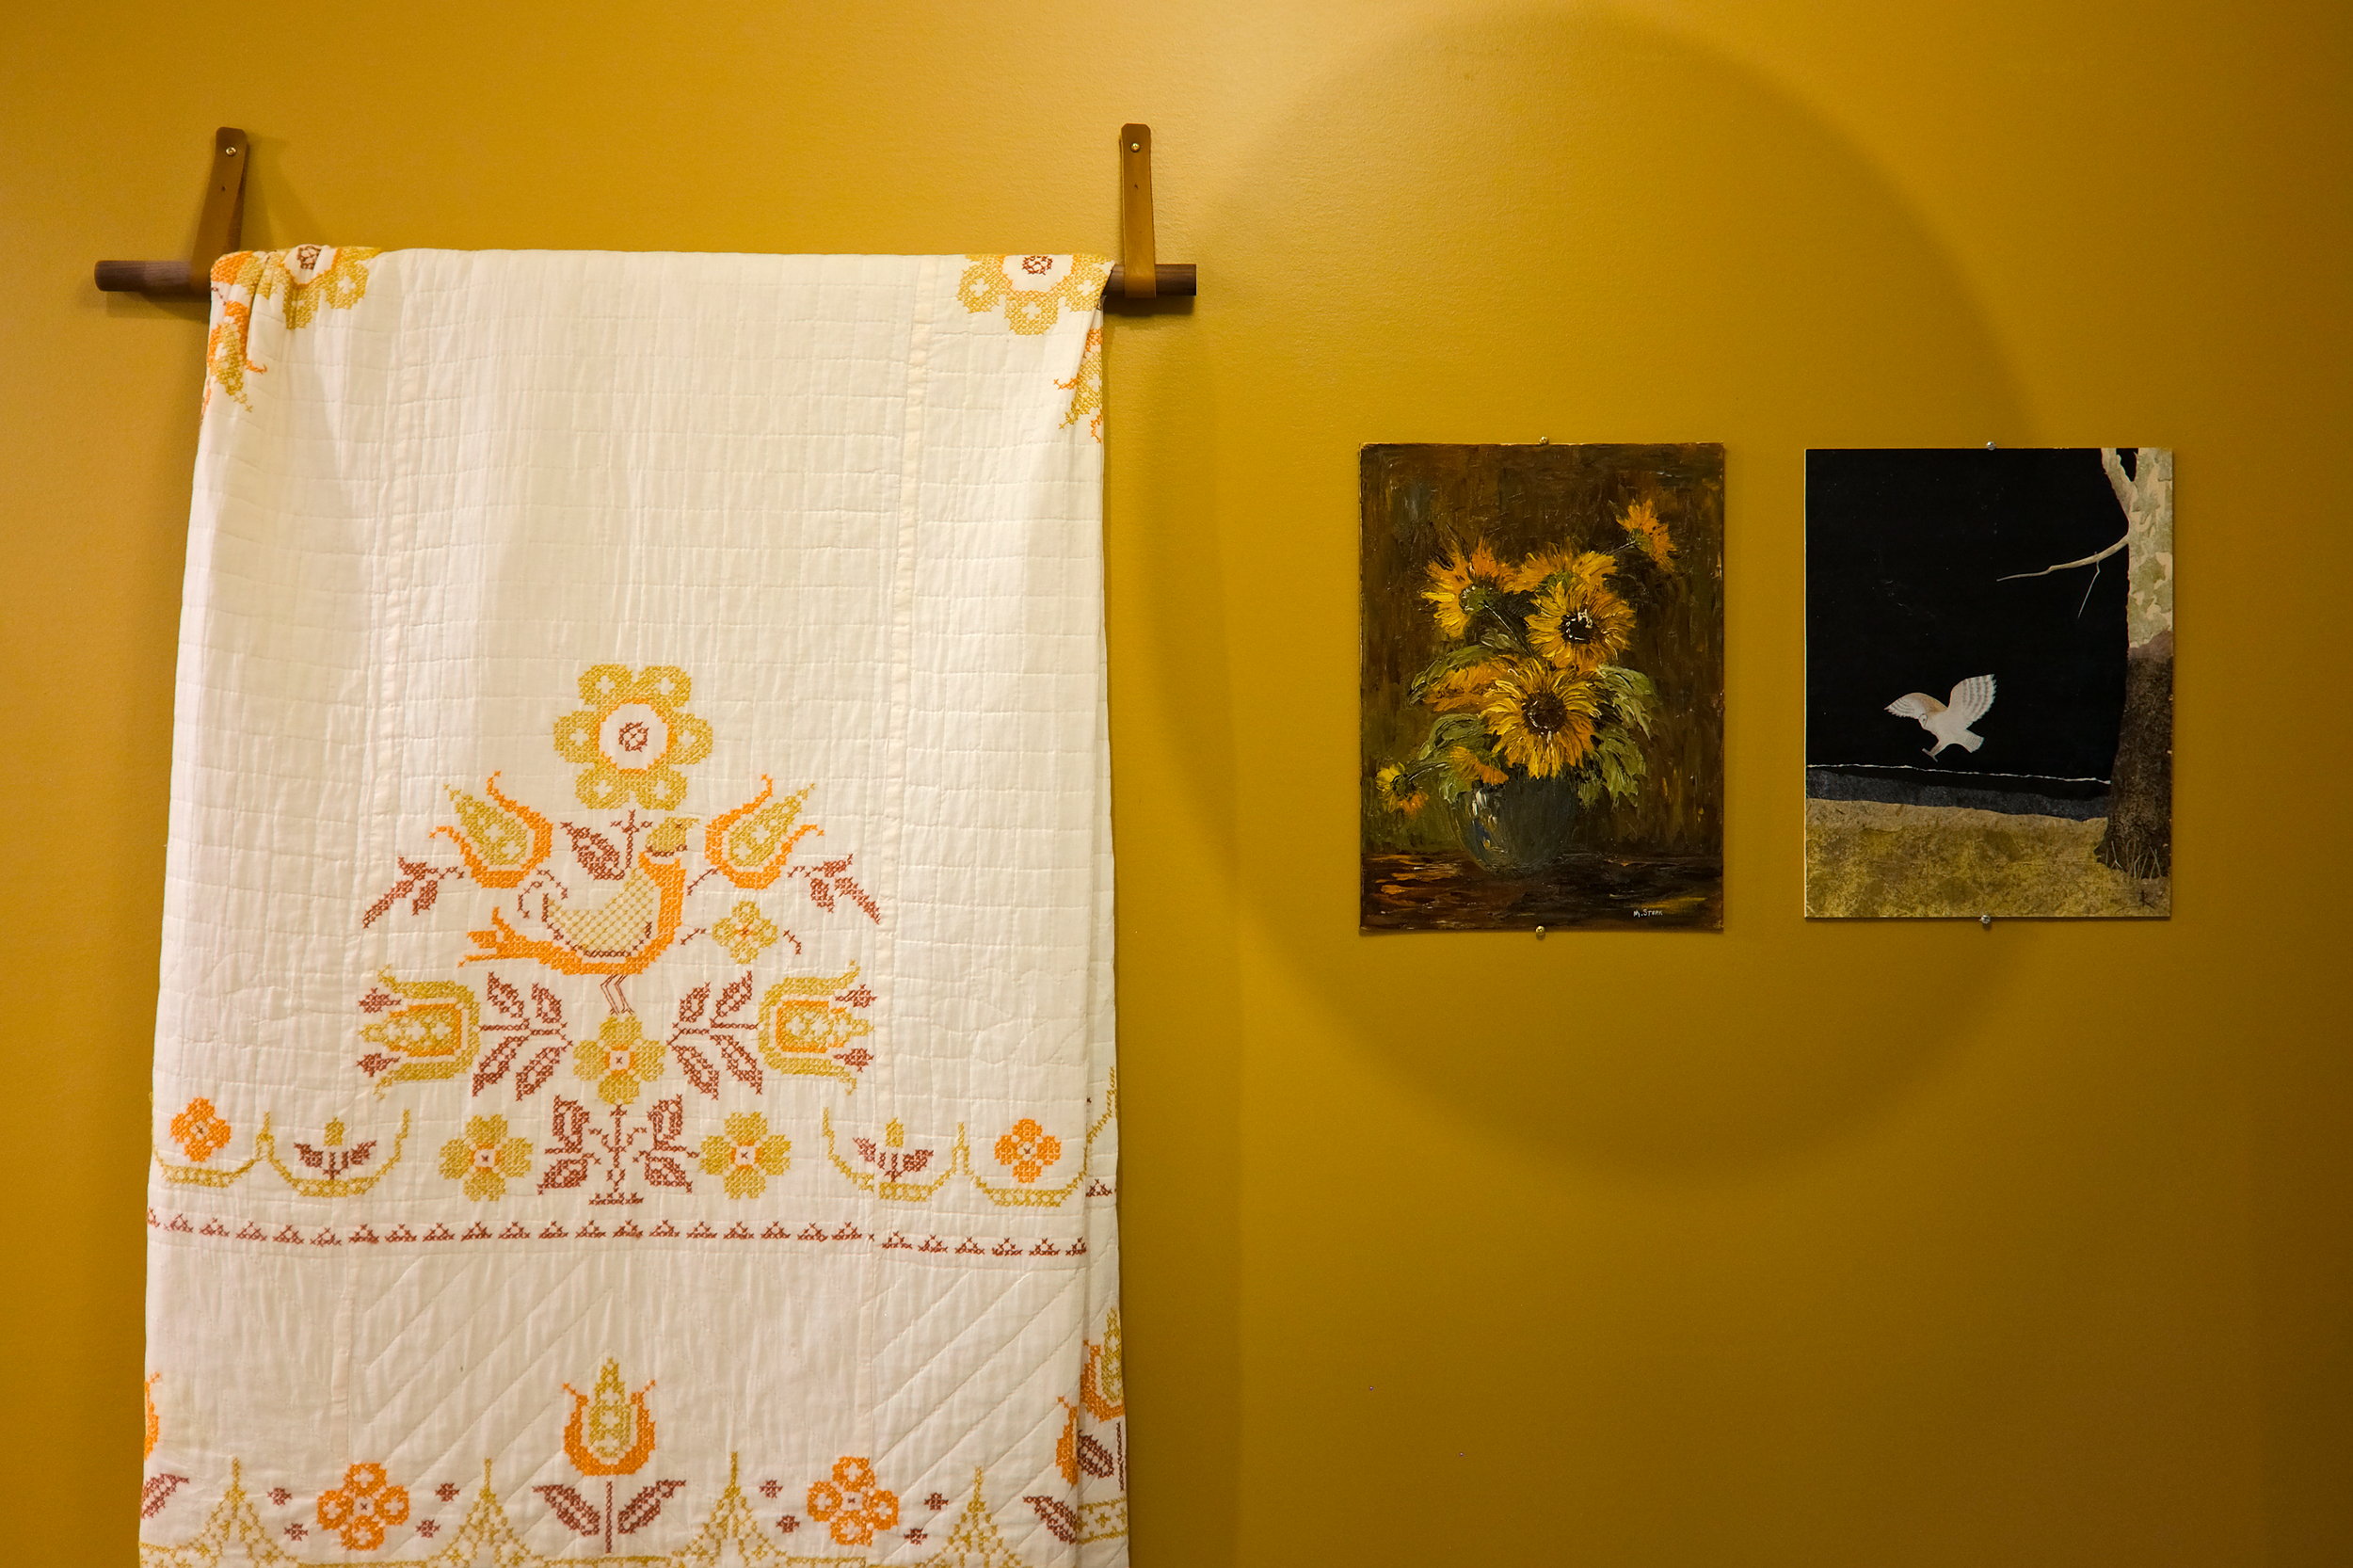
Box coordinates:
[1884,693,1939,720]
[1945,675,1996,728]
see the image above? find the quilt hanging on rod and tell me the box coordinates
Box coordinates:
[143,248,1124,1567]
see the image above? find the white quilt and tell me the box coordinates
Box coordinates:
[142,247,1124,1568]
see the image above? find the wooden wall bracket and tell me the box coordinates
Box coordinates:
[93,123,1194,304]
[95,127,248,296]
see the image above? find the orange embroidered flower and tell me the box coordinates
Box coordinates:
[564,1360,656,1476]
[711,902,781,965]
[432,774,552,888]
[573,1015,665,1105]
[552,664,713,811]
[807,1456,899,1546]
[143,1375,160,1461]
[315,1462,409,1551]
[704,777,817,889]
[992,1118,1064,1183]
[168,1098,232,1162]
[698,1112,792,1199]
[437,1114,533,1200]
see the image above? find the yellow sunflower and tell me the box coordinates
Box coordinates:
[1619,498,1675,569]
[1420,543,1510,638]
[1373,764,1428,816]
[552,664,714,811]
[1525,563,1636,676]
[1481,658,1601,777]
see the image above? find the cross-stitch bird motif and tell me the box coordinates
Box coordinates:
[1884,675,1996,758]
[460,817,696,1013]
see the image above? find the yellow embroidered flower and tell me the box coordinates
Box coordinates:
[203,247,383,408]
[432,774,552,888]
[955,254,1112,334]
[552,664,714,810]
[437,1114,533,1201]
[1060,325,1104,441]
[711,902,781,964]
[573,1014,665,1105]
[1373,764,1427,816]
[1619,497,1675,569]
[704,777,816,888]
[143,1375,161,1461]
[168,1097,232,1162]
[698,1112,792,1198]
[1482,657,1602,778]
[1447,745,1509,787]
[315,1462,409,1552]
[1524,555,1635,676]
[808,1456,899,1546]
[564,1360,656,1476]
[992,1118,1064,1183]
[358,972,482,1086]
[1420,543,1510,638]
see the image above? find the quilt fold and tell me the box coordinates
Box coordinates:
[143,247,1123,1567]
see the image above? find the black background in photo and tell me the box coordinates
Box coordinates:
[1806,449,2130,797]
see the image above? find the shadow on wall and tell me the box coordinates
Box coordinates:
[1181,3,2030,1177]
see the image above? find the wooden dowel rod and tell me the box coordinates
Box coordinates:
[94,258,205,295]
[1104,264,1194,298]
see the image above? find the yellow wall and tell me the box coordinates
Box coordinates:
[6,3,2349,1561]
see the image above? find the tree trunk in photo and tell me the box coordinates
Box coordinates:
[2094,448,2173,879]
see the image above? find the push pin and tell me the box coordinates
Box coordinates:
[1985,440,1996,450]
[1537,436,1550,445]
[1535,925,1547,939]
[1979,914,1993,929]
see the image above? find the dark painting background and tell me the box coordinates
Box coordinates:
[1362,442,1724,856]
[1806,448,2132,811]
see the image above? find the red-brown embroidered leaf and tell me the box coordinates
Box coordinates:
[517,1043,567,1098]
[356,1053,395,1078]
[472,1032,523,1093]
[359,987,398,1014]
[674,1043,719,1097]
[838,876,880,921]
[721,1039,764,1093]
[677,984,710,1024]
[531,984,564,1026]
[642,1156,692,1191]
[839,984,875,1009]
[1025,1496,1080,1544]
[821,856,852,877]
[410,877,440,914]
[533,1483,603,1537]
[1078,1435,1117,1477]
[715,972,755,1019]
[808,880,836,911]
[567,824,624,880]
[537,1156,592,1192]
[486,972,523,1018]
[616,1480,684,1535]
[141,1475,188,1518]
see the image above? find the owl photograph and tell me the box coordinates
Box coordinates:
[1805,447,2173,919]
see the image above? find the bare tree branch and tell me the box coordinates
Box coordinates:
[1998,535,2126,582]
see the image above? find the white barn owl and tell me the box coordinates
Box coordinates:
[1885,675,1995,758]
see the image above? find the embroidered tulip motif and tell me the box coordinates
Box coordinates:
[565,1360,656,1477]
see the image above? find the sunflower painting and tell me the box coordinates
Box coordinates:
[1362,443,1724,931]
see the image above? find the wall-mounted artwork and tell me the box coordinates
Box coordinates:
[1361,442,1724,932]
[1805,447,2173,918]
